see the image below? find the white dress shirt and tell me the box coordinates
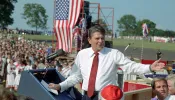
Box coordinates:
[60,66,72,78]
[59,47,151,92]
[165,95,175,100]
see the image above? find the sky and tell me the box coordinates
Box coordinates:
[10,0,175,34]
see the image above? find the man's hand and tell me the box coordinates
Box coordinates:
[48,83,61,91]
[150,59,165,72]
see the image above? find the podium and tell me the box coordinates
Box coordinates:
[17,69,82,100]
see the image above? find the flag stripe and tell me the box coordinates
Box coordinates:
[69,0,76,52]
[59,21,65,50]
[54,21,59,49]
[74,0,81,26]
[63,20,68,51]
[70,0,76,28]
[73,0,78,27]
[68,0,74,52]
[56,21,62,49]
[66,21,70,52]
[63,20,67,51]
[54,0,83,52]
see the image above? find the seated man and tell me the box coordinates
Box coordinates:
[151,78,175,100]
[166,74,175,95]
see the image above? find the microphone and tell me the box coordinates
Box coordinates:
[124,43,133,52]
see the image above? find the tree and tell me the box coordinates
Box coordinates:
[0,0,17,28]
[164,30,175,37]
[117,15,137,36]
[136,19,156,36]
[22,3,48,32]
[154,29,165,36]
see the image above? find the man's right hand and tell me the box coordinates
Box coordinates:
[48,83,61,91]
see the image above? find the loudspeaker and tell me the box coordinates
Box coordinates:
[17,69,82,100]
[86,15,92,29]
[46,49,65,62]
[83,1,90,16]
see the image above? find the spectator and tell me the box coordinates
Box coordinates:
[166,74,175,95]
[6,59,16,91]
[151,78,175,100]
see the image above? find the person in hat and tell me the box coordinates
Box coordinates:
[99,84,123,100]
[49,25,165,100]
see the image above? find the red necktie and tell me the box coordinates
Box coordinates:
[87,52,99,97]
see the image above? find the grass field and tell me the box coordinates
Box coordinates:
[112,39,175,51]
[12,34,54,40]
[12,34,175,51]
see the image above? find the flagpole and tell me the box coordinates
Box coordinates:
[140,23,148,60]
[52,0,56,49]
[80,0,84,52]
[141,37,144,60]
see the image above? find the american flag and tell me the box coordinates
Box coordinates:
[54,0,83,52]
[142,23,149,37]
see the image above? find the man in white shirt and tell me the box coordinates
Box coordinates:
[49,25,165,100]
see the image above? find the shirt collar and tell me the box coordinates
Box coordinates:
[88,47,106,57]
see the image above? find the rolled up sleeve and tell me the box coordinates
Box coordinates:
[114,50,151,75]
[59,53,82,92]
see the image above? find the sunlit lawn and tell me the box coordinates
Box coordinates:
[12,34,175,51]
[112,38,175,51]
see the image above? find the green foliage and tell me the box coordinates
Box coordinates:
[22,3,48,32]
[153,29,165,36]
[136,19,156,36]
[164,30,175,37]
[0,0,17,27]
[117,15,137,36]
[117,15,175,37]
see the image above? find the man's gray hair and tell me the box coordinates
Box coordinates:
[88,25,105,38]
[166,74,175,88]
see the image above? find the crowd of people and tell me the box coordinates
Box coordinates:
[0,33,74,93]
[0,27,44,35]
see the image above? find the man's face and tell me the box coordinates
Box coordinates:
[167,80,175,95]
[155,80,168,98]
[88,32,105,52]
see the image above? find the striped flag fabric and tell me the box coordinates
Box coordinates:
[142,23,149,37]
[54,0,83,52]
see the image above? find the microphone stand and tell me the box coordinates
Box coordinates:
[130,48,137,61]
[124,43,131,56]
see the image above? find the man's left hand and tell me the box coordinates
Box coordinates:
[150,59,165,72]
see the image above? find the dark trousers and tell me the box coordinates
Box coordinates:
[81,92,99,100]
